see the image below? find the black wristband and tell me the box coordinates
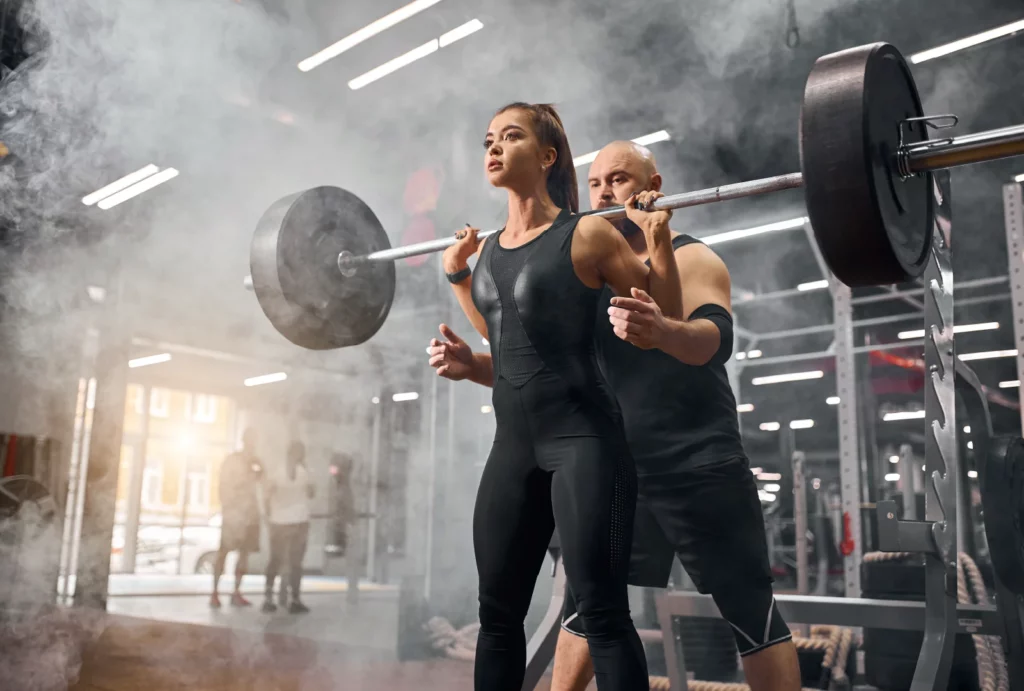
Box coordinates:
[446,266,472,284]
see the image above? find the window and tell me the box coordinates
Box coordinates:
[142,467,163,507]
[130,385,145,415]
[149,388,170,418]
[192,394,218,424]
[186,472,209,508]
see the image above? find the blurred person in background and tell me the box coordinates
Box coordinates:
[211,427,263,608]
[262,440,314,614]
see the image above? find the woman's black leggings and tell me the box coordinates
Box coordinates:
[473,370,647,691]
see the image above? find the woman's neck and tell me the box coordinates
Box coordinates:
[505,186,560,235]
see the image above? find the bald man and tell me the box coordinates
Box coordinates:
[428,141,800,691]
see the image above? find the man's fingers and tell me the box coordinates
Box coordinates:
[428,354,446,367]
[439,323,464,345]
[609,298,654,314]
[630,287,654,303]
[609,316,644,334]
[436,364,449,376]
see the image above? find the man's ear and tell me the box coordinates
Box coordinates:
[649,173,663,192]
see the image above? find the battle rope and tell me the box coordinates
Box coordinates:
[423,616,478,662]
[862,551,1008,691]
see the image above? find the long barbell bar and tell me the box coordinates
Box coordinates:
[242,120,1024,291]
[338,122,1024,270]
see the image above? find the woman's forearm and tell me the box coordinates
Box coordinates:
[468,352,494,387]
[644,222,684,319]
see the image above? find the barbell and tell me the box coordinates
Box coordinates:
[248,42,1024,350]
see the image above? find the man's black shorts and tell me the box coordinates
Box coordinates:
[562,456,773,636]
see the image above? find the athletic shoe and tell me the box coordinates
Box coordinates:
[261,600,277,614]
[230,593,252,607]
[289,601,310,614]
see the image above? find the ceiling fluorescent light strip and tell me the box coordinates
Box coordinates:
[898,322,1000,340]
[910,19,1024,64]
[958,349,1018,362]
[751,370,824,385]
[701,217,808,246]
[97,168,179,210]
[393,392,420,402]
[299,0,444,72]
[999,380,1021,388]
[1016,173,1024,183]
[439,18,484,47]
[883,410,926,421]
[83,165,160,206]
[128,353,172,369]
[348,18,484,90]
[244,372,288,387]
[573,130,672,168]
[797,279,829,291]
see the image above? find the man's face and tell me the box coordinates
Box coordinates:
[587,143,660,233]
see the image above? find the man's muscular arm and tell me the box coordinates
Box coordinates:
[608,242,732,367]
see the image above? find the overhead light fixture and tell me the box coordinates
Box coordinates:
[759,421,781,431]
[999,380,1021,388]
[736,403,754,413]
[299,0,444,72]
[701,217,808,246]
[758,490,778,502]
[763,483,781,492]
[751,370,824,386]
[885,473,901,482]
[392,392,420,402]
[244,372,287,387]
[96,168,179,210]
[910,19,1024,64]
[826,396,840,405]
[83,165,159,206]
[757,472,782,481]
[440,18,484,47]
[968,470,979,479]
[128,353,172,369]
[372,396,380,404]
[789,419,814,429]
[749,467,764,475]
[746,349,762,359]
[797,279,829,292]
[967,441,974,450]
[959,349,1018,361]
[883,410,926,421]
[1015,173,1024,183]
[889,455,900,463]
[573,130,672,168]
[481,405,493,414]
[897,322,999,340]
[964,426,971,433]
[348,18,484,90]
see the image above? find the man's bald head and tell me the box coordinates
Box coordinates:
[586,140,663,220]
[596,140,658,180]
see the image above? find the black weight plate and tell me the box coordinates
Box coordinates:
[800,43,934,287]
[981,435,1024,594]
[250,187,395,350]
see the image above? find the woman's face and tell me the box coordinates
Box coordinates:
[483,109,554,189]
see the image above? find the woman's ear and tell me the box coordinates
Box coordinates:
[542,147,558,170]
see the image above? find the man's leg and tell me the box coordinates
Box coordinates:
[232,549,252,606]
[741,639,801,691]
[551,628,595,691]
[288,522,310,613]
[264,524,284,611]
[210,547,229,607]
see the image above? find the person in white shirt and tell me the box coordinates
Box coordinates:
[262,440,314,614]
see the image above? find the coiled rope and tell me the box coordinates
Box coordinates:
[862,551,1008,691]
